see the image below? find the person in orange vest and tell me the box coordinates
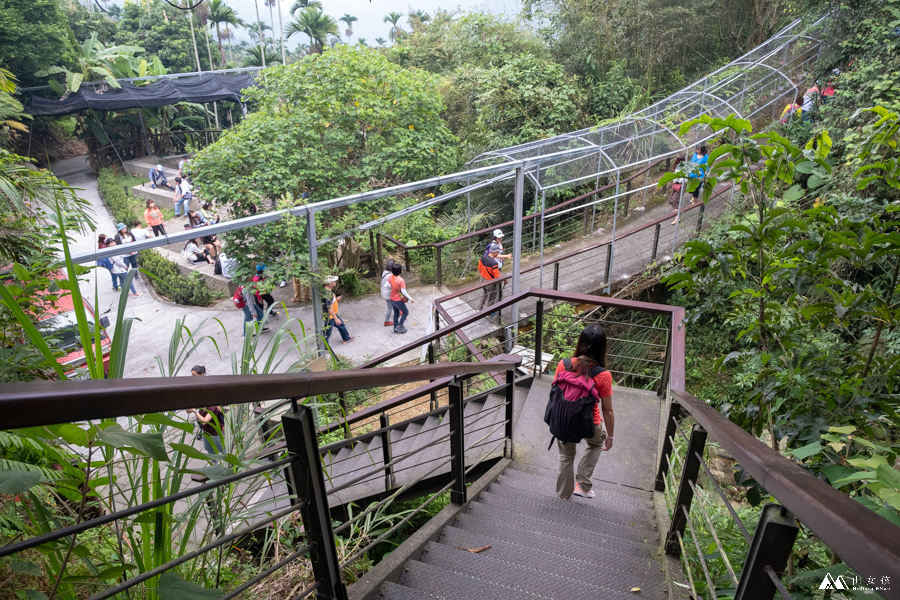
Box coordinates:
[478,244,502,312]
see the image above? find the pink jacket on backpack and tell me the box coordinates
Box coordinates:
[554,359,612,425]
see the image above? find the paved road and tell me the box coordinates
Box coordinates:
[51,156,442,378]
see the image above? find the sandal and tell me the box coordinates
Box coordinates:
[342,337,355,344]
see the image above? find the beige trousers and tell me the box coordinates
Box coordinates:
[556,426,607,499]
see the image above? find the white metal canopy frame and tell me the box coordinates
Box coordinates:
[66,16,825,354]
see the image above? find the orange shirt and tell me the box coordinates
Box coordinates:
[554,358,612,425]
[145,207,164,226]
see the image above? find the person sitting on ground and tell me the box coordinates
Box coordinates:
[478,245,502,312]
[149,164,174,191]
[182,238,213,264]
[144,199,166,236]
[201,232,223,259]
[198,202,220,224]
[186,209,208,229]
[483,229,512,269]
[388,263,414,334]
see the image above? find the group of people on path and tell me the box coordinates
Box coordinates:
[96,223,145,297]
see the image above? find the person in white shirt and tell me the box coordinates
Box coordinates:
[173,176,193,218]
[130,221,151,241]
[105,241,142,297]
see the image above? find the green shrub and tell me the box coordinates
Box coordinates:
[138,249,223,307]
[97,168,142,225]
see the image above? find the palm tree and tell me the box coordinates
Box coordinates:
[383,12,404,43]
[294,41,310,55]
[182,0,203,71]
[340,14,357,42]
[264,0,286,63]
[375,37,386,47]
[290,0,322,15]
[208,0,240,68]
[357,37,367,46]
[407,9,430,30]
[221,25,236,63]
[285,7,338,54]
[253,0,266,67]
[243,45,280,67]
[275,0,287,64]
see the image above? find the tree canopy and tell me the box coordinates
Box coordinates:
[192,44,458,284]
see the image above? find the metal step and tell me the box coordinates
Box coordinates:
[399,558,541,600]
[418,541,639,600]
[458,503,650,558]
[503,464,654,501]
[392,419,444,482]
[453,511,657,576]
[486,480,654,529]
[380,580,445,600]
[403,414,452,482]
[438,526,666,598]
[474,489,657,541]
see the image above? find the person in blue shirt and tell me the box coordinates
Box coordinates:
[671,146,708,226]
[687,145,709,202]
[148,164,175,191]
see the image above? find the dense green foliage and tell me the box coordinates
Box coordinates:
[115,1,212,74]
[137,249,224,307]
[0,0,74,88]
[193,44,458,285]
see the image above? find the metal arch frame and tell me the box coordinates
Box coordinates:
[476,150,542,187]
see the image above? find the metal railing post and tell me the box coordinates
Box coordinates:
[604,243,612,288]
[665,424,708,557]
[651,223,661,263]
[624,180,632,217]
[281,403,348,600]
[552,262,560,291]
[376,233,384,273]
[655,401,681,492]
[380,413,396,491]
[404,248,410,273]
[338,392,350,439]
[534,299,544,378]
[308,212,326,357]
[436,247,443,288]
[448,377,467,504]
[505,369,515,458]
[734,505,799,600]
[428,343,437,410]
[510,165,525,339]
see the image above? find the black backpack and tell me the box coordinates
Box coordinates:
[544,358,606,450]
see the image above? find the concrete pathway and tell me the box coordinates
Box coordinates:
[51,156,444,378]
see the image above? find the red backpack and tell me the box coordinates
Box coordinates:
[233,286,246,309]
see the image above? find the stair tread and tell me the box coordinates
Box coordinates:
[419,541,645,600]
[503,464,654,500]
[475,490,657,539]
[398,559,540,600]
[438,526,666,597]
[459,504,652,557]
[486,481,652,526]
[380,581,444,600]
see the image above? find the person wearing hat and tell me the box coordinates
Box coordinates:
[483,229,512,269]
[149,164,174,191]
[173,176,194,219]
[252,264,278,317]
[478,244,502,312]
[322,275,354,345]
[114,222,140,276]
